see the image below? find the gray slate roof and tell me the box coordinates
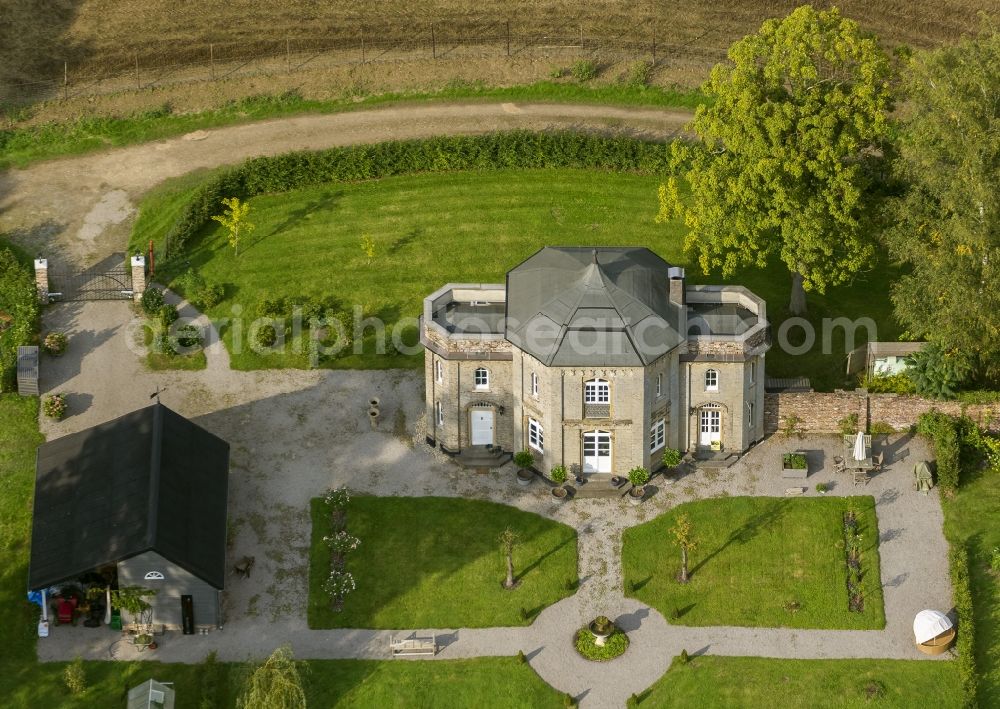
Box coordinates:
[29,403,230,590]
[505,247,684,366]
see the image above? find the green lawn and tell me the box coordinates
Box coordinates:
[942,462,1000,706]
[134,168,901,389]
[622,496,885,629]
[637,656,963,708]
[305,658,561,708]
[0,82,705,170]
[309,496,578,628]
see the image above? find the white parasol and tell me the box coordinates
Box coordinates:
[913,609,953,644]
[853,431,866,462]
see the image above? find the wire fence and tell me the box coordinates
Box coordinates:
[0,19,731,106]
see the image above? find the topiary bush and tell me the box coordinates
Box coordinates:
[513,450,534,470]
[42,331,68,356]
[916,410,961,490]
[140,286,165,315]
[162,132,675,256]
[158,304,179,328]
[550,465,568,485]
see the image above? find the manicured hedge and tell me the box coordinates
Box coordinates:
[163,131,674,255]
[916,411,961,491]
[0,245,39,392]
[948,545,978,707]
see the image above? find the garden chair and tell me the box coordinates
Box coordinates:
[873,451,885,473]
[853,470,870,487]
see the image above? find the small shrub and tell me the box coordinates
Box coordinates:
[571,59,597,82]
[661,447,682,468]
[781,414,804,438]
[140,286,164,315]
[257,294,287,319]
[783,599,802,614]
[623,60,652,87]
[42,331,68,355]
[869,421,896,435]
[782,453,807,469]
[862,372,916,394]
[516,649,527,664]
[175,324,203,349]
[563,692,577,708]
[837,413,859,436]
[550,465,568,485]
[627,466,650,487]
[678,648,690,664]
[908,343,972,400]
[158,304,179,327]
[255,323,278,348]
[548,65,566,79]
[991,547,1000,575]
[627,694,640,708]
[43,393,67,420]
[519,606,531,621]
[513,450,534,469]
[565,578,578,591]
[63,656,86,695]
[815,483,829,493]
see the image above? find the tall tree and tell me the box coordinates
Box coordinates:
[238,645,306,709]
[658,6,893,314]
[884,29,1000,383]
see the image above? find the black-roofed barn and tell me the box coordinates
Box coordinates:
[29,403,229,631]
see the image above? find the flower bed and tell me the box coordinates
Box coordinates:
[574,621,629,662]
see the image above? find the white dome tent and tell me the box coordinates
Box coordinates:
[913,609,955,655]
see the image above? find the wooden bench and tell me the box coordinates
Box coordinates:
[784,486,807,496]
[390,634,437,657]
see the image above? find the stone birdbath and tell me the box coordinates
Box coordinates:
[589,616,615,646]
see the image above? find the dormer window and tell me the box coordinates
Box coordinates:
[474,367,490,390]
[705,369,719,392]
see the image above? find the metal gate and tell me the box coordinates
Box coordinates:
[49,260,133,301]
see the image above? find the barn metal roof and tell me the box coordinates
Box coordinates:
[29,403,229,590]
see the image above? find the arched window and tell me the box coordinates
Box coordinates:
[584,378,610,404]
[435,360,443,384]
[143,571,164,581]
[474,367,490,390]
[531,372,539,397]
[705,369,719,392]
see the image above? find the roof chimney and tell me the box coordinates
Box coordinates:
[668,266,685,306]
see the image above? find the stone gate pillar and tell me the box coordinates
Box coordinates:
[33,259,48,304]
[130,255,146,302]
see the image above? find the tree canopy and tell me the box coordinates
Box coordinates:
[885,28,1000,383]
[658,6,893,314]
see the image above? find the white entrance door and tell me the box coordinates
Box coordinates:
[470,410,494,445]
[699,409,721,446]
[583,431,612,473]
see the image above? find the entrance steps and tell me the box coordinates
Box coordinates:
[452,445,511,470]
[568,473,630,500]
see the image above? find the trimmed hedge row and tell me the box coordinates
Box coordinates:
[0,245,39,392]
[163,131,674,255]
[916,410,961,490]
[948,545,978,708]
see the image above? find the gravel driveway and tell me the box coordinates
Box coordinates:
[37,301,954,708]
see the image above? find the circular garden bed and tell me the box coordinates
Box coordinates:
[574,624,630,661]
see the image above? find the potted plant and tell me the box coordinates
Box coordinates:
[815,482,829,494]
[43,393,67,420]
[782,452,808,479]
[514,450,534,485]
[43,332,68,356]
[627,466,650,505]
[550,465,568,500]
[661,447,682,485]
[588,615,615,647]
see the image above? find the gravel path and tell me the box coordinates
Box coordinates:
[0,101,690,270]
[35,303,954,708]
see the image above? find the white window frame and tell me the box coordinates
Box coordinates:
[435,360,443,384]
[747,401,755,427]
[528,418,544,452]
[584,378,610,404]
[143,571,165,581]
[436,401,443,426]
[650,418,665,452]
[531,372,539,398]
[705,369,719,392]
[474,367,490,390]
[656,373,662,397]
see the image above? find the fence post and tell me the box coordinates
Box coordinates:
[652,28,656,64]
[506,20,510,57]
[361,29,366,64]
[431,23,436,59]
[63,61,68,101]
[134,53,140,90]
[579,24,584,50]
[210,44,215,80]
[286,38,291,72]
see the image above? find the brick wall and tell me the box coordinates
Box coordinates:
[765,390,1000,434]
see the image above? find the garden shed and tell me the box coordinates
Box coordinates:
[29,403,229,631]
[127,679,176,709]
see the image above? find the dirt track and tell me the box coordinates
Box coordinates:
[0,102,691,268]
